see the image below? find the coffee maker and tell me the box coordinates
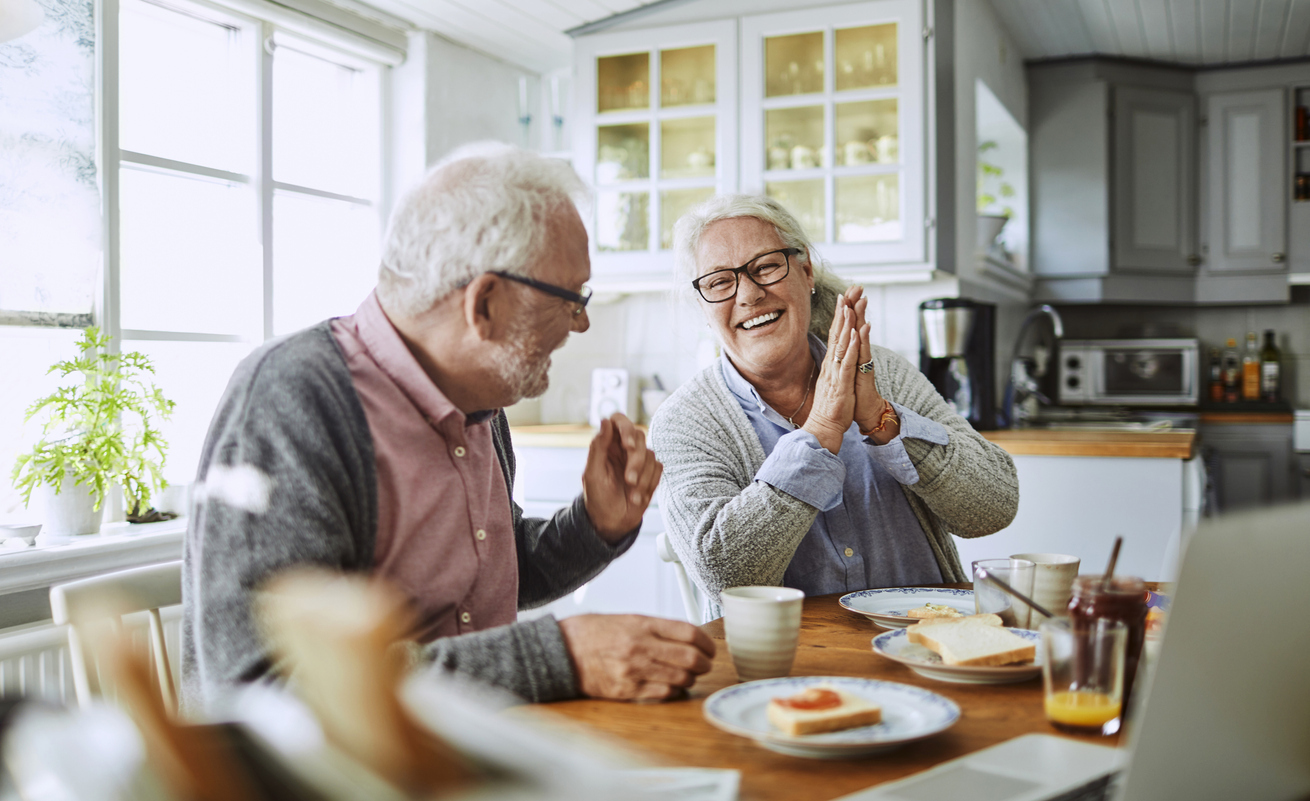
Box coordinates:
[919,298,996,431]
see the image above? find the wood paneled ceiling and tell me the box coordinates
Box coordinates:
[356,0,656,73]
[363,0,1310,73]
[990,0,1310,66]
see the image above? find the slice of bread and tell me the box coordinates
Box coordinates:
[905,603,965,619]
[906,613,1003,644]
[767,685,882,737]
[913,623,1035,667]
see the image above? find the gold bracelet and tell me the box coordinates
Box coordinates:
[860,407,899,437]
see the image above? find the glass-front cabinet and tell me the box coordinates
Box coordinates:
[741,0,924,266]
[574,21,738,284]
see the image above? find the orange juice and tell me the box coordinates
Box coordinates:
[1045,690,1121,733]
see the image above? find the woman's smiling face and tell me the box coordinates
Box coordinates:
[694,216,815,382]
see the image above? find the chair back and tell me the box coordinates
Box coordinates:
[49,560,183,713]
[654,530,703,625]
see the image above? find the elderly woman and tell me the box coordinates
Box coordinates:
[649,195,1018,617]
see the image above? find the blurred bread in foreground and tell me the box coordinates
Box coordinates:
[257,570,476,798]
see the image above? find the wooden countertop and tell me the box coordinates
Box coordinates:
[982,429,1197,459]
[511,424,1198,459]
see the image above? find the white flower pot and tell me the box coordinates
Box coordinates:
[38,476,103,537]
[976,214,1009,251]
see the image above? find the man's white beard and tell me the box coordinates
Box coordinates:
[491,321,559,403]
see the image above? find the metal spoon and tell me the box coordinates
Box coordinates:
[976,567,1056,620]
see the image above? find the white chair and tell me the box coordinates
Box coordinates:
[655,531,703,625]
[49,560,183,713]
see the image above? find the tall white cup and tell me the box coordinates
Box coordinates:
[1012,553,1081,615]
[721,586,805,681]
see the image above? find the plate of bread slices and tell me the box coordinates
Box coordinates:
[839,588,976,629]
[871,614,1042,684]
[702,676,960,758]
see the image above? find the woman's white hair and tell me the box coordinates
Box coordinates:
[671,193,846,336]
[377,141,589,317]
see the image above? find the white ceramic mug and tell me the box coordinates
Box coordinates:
[1012,553,1081,615]
[721,586,804,681]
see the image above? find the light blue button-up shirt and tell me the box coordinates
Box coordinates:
[721,335,949,594]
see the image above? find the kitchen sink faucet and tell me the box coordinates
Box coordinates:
[1004,305,1064,428]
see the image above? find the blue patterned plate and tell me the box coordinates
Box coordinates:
[871,627,1042,685]
[702,676,960,758]
[839,587,976,629]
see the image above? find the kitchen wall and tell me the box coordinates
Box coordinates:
[525,276,965,425]
[1053,290,1310,407]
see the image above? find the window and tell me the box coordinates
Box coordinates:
[1,0,389,521]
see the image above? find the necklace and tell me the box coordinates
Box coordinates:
[784,358,817,428]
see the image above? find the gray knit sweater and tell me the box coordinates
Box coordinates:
[181,323,626,714]
[650,344,1018,618]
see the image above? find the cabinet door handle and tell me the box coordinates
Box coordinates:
[1272,252,1286,263]
[1187,254,1202,266]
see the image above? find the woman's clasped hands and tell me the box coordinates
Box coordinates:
[801,286,898,453]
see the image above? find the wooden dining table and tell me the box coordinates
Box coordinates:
[518,585,1125,801]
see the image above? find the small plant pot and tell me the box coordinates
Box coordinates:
[976,214,1009,251]
[37,476,103,537]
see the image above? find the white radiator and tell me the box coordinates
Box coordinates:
[0,606,183,703]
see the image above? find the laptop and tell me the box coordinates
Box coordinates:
[839,501,1310,801]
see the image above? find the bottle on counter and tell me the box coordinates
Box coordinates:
[1222,338,1241,403]
[1242,332,1261,401]
[1208,347,1223,402]
[1261,329,1281,403]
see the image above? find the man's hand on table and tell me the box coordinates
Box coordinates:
[558,615,716,701]
[581,413,663,542]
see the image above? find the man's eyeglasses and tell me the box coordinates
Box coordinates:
[491,270,592,317]
[691,248,801,303]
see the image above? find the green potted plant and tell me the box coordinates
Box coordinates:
[12,327,175,537]
[977,139,1015,251]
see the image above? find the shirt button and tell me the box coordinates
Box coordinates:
[844,547,855,558]
[453,446,466,458]
[460,612,471,624]
[475,529,487,541]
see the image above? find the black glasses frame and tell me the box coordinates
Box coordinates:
[691,248,801,303]
[491,270,592,316]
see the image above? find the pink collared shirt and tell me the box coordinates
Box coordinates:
[330,293,518,643]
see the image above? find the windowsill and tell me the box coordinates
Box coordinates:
[0,517,186,596]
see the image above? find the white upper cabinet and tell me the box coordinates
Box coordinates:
[740,0,925,268]
[1205,89,1287,273]
[1112,87,1196,272]
[573,20,738,287]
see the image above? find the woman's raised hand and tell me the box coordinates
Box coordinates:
[803,295,860,454]
[843,287,893,439]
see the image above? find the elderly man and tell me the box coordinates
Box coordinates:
[181,142,715,713]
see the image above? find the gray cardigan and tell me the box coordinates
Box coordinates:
[181,323,627,713]
[649,344,1018,618]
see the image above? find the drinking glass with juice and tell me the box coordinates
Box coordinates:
[1041,617,1127,736]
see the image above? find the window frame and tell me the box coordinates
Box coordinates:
[93,0,395,519]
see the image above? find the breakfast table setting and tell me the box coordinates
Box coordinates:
[515,579,1160,801]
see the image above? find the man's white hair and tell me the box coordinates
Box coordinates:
[377,141,589,317]
[672,193,846,337]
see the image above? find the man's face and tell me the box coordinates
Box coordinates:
[491,204,591,403]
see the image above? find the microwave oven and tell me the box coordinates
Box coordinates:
[1058,339,1200,406]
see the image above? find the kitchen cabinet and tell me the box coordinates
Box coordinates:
[571,0,927,289]
[739,0,925,267]
[573,20,738,289]
[511,443,688,622]
[1029,60,1197,303]
[1199,422,1296,511]
[1203,89,1287,274]
[1112,87,1196,273]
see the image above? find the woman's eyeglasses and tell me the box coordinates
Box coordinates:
[691,248,801,303]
